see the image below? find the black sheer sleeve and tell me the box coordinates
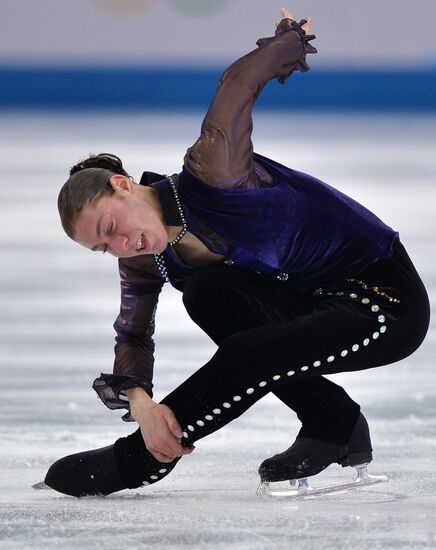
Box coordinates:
[183,18,316,189]
[92,254,163,421]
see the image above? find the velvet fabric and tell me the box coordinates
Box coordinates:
[178,152,399,292]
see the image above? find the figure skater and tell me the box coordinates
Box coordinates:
[42,9,430,498]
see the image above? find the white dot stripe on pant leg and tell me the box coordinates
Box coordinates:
[145,294,388,485]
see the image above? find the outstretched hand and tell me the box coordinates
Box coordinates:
[276,7,312,34]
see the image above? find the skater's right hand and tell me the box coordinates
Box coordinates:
[126,388,194,463]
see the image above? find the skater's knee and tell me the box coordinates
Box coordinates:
[396,318,430,362]
[391,290,431,361]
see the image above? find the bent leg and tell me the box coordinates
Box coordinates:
[50,240,429,495]
[160,278,428,449]
[49,279,422,495]
[116,241,430,489]
[114,241,430,490]
[182,265,360,443]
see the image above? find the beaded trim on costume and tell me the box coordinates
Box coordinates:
[140,288,389,488]
[345,278,401,304]
[153,175,187,283]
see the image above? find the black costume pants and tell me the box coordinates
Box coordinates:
[159,238,430,449]
[181,263,362,445]
[117,239,430,488]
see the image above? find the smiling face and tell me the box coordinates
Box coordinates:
[73,175,169,258]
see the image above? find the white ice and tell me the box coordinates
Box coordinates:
[0,111,435,550]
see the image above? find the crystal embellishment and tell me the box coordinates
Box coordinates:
[153,174,187,282]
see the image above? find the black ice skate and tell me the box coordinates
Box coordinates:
[257,413,388,499]
[33,429,180,497]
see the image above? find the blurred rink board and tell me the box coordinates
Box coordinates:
[0,0,436,109]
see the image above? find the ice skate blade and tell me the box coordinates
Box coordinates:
[257,464,389,500]
[32,481,52,490]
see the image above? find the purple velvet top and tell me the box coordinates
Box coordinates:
[92,18,398,417]
[178,152,398,292]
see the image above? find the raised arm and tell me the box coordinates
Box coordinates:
[183,10,316,189]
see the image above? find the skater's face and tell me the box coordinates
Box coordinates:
[73,175,169,258]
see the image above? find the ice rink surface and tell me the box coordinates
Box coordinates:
[0,111,435,549]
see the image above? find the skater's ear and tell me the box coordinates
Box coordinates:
[109,175,134,194]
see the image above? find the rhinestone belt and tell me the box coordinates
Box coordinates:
[314,278,401,304]
[344,278,401,303]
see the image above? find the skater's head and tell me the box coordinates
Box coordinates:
[58,153,169,258]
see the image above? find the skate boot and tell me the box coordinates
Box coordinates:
[33,429,180,497]
[257,413,388,499]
